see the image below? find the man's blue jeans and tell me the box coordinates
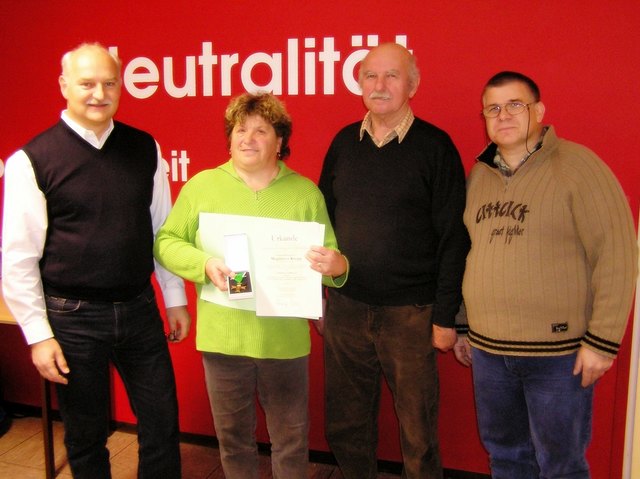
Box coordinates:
[46,285,180,479]
[471,348,593,479]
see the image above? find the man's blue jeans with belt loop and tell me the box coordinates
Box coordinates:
[471,347,593,479]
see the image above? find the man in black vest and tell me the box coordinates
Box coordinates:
[2,43,190,478]
[319,43,469,479]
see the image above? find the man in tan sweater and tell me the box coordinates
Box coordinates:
[454,71,637,479]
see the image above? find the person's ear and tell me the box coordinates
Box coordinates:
[59,75,69,99]
[534,101,545,123]
[409,76,420,99]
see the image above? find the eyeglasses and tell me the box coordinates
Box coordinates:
[482,102,532,118]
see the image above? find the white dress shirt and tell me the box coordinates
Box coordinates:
[2,111,187,344]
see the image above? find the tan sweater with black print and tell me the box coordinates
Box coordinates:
[457,126,638,358]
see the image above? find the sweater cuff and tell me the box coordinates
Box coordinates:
[581,330,621,358]
[455,324,469,336]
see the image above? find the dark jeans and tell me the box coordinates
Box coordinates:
[472,348,593,479]
[46,285,180,479]
[202,352,309,479]
[324,290,442,479]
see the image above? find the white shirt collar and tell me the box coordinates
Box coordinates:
[61,110,114,149]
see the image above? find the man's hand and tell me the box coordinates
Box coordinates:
[573,346,614,387]
[432,324,456,352]
[453,336,472,367]
[31,338,70,384]
[166,305,191,342]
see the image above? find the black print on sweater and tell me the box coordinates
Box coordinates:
[488,224,526,244]
[475,201,530,224]
[475,201,529,245]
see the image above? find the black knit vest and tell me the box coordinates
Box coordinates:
[23,120,158,301]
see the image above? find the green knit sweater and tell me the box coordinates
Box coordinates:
[154,160,345,359]
[458,127,637,358]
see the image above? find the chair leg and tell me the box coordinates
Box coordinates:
[41,378,55,479]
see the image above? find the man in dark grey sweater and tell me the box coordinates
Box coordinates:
[319,42,469,479]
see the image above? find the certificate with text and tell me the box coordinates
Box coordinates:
[199,213,325,319]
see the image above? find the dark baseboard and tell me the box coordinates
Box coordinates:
[4,402,490,478]
[443,470,491,479]
[179,427,491,478]
[3,402,56,419]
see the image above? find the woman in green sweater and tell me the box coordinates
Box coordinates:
[154,92,348,478]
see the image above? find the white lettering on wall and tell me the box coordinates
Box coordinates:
[122,56,159,99]
[164,56,197,97]
[111,34,409,99]
[241,52,283,94]
[199,41,218,97]
[162,150,191,183]
[115,34,409,184]
[287,38,298,95]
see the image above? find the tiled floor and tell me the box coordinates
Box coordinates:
[0,415,400,478]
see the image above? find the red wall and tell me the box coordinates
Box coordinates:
[1,2,638,476]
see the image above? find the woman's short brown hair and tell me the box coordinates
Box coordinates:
[224,92,293,159]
